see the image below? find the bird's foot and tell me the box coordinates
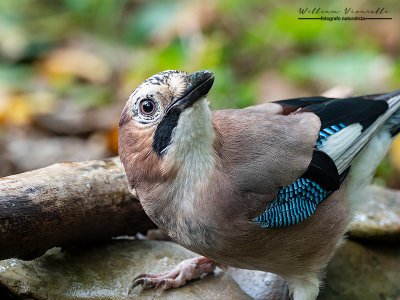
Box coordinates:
[129,256,216,293]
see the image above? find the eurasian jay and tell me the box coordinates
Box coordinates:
[118,70,400,300]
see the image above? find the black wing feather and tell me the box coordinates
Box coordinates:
[275,96,388,129]
[276,96,333,108]
[304,98,388,128]
[302,150,340,190]
[274,95,388,192]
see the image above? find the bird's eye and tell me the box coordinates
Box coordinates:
[139,99,156,116]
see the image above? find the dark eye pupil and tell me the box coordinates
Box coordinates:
[143,101,153,113]
[140,99,156,115]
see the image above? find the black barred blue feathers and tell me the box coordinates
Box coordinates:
[253,178,330,227]
[253,124,346,228]
[316,123,346,147]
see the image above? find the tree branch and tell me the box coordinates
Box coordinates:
[0,157,156,260]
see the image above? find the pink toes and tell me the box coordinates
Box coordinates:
[128,256,216,294]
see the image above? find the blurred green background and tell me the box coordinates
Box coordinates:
[0,0,399,186]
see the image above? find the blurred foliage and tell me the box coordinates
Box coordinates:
[0,0,400,186]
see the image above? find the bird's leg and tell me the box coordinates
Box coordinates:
[129,256,216,293]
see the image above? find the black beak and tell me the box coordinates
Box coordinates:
[167,70,214,113]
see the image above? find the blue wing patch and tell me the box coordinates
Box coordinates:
[253,178,330,227]
[253,123,346,228]
[316,123,346,147]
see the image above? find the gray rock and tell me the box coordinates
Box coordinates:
[0,238,399,300]
[319,240,400,300]
[348,185,400,242]
[228,239,400,300]
[228,268,288,300]
[0,240,252,300]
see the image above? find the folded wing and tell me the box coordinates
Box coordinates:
[253,91,400,227]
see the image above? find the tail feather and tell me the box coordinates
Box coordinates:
[387,110,400,137]
[376,88,400,137]
[347,130,393,211]
[336,89,400,173]
[375,88,400,103]
[347,89,400,211]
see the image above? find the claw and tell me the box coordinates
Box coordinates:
[155,279,165,290]
[133,273,149,280]
[127,257,216,295]
[143,279,156,290]
[128,280,142,294]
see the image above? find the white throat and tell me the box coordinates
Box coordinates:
[158,98,215,245]
[162,98,215,200]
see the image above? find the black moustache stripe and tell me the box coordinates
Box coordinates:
[152,108,181,156]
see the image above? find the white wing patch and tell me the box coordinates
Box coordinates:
[334,94,400,174]
[317,123,362,170]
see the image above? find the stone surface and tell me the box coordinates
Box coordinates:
[0,240,252,300]
[319,240,400,300]
[348,185,400,242]
[0,238,399,299]
[228,268,288,300]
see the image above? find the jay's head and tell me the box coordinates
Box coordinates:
[119,70,215,187]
